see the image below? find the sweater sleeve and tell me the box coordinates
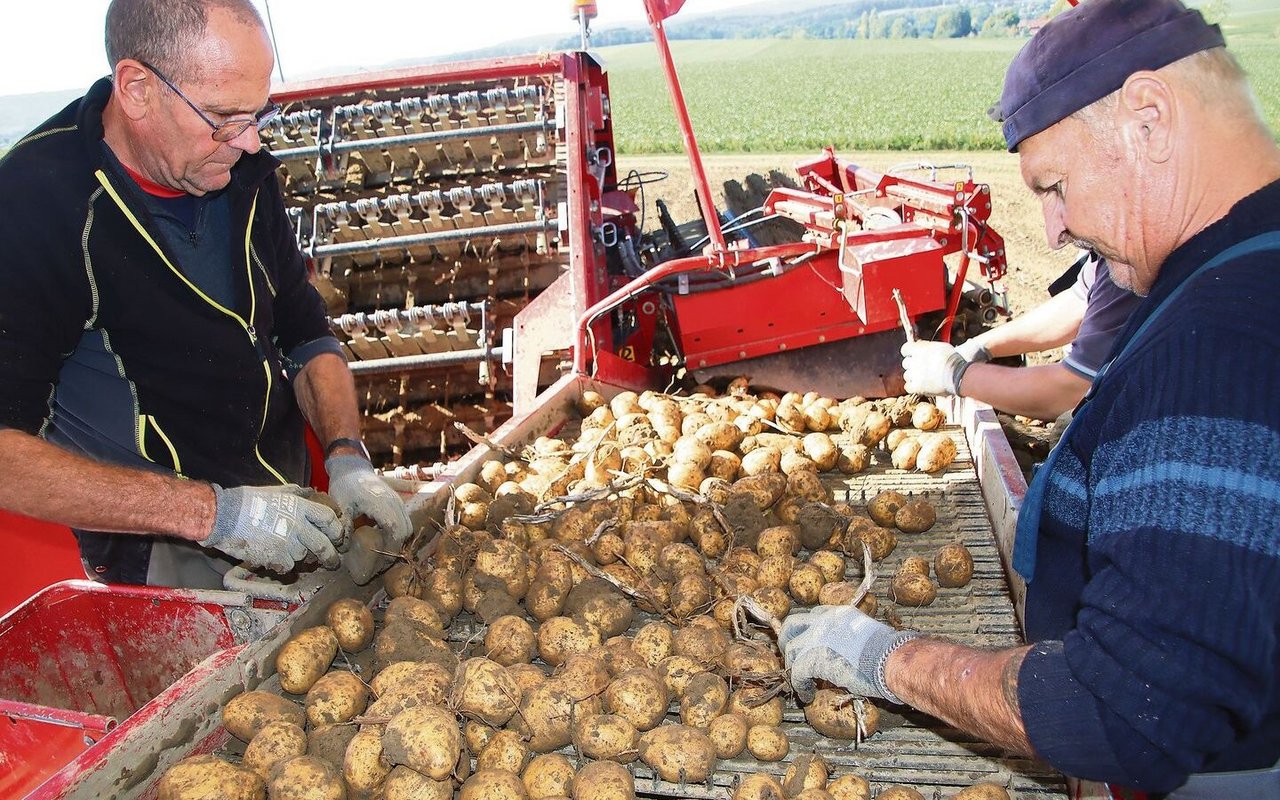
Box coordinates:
[1019,306,1280,791]
[259,176,336,362]
[0,171,94,434]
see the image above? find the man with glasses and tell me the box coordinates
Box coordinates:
[0,0,412,588]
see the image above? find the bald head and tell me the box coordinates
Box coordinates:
[105,0,266,83]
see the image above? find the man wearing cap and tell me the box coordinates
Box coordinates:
[0,0,413,588]
[900,250,1140,421]
[781,0,1280,796]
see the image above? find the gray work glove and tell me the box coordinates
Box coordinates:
[325,454,413,545]
[901,339,987,396]
[779,604,921,704]
[203,484,344,573]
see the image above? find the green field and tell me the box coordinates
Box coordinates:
[603,24,1280,153]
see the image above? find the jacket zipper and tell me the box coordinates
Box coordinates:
[94,170,287,485]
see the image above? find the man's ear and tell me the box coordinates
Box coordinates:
[1118,72,1175,164]
[112,60,153,122]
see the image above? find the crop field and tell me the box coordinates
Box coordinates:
[603,30,1280,154]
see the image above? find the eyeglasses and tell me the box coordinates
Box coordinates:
[139,60,280,143]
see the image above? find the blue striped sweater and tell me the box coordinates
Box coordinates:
[1017,179,1280,793]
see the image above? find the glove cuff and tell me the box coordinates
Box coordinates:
[325,453,374,480]
[204,483,232,547]
[946,351,972,395]
[868,630,923,705]
[955,339,992,363]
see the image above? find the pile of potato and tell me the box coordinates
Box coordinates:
[158,387,1000,800]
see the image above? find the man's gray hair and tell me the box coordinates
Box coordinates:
[105,0,264,82]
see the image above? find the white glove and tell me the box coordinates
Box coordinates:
[955,338,993,364]
[325,454,414,545]
[780,604,920,704]
[202,484,344,573]
[901,339,988,396]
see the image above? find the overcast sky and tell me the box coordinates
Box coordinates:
[0,0,760,96]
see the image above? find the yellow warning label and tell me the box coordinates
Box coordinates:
[618,345,636,362]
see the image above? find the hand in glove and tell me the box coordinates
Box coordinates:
[325,454,413,545]
[779,604,920,704]
[901,339,989,397]
[202,484,345,573]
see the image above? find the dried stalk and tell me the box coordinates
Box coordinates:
[732,594,783,642]
[550,543,675,623]
[452,421,522,459]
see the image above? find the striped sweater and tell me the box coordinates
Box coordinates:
[1017,179,1280,793]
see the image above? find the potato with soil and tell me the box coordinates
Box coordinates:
[935,543,975,588]
[783,753,830,797]
[374,617,458,673]
[803,689,880,740]
[632,621,675,668]
[275,626,338,695]
[916,433,958,473]
[537,616,603,667]
[307,725,357,770]
[796,502,844,551]
[912,402,945,431]
[383,766,453,800]
[267,756,344,800]
[477,732,532,778]
[891,438,921,470]
[460,769,529,800]
[382,704,462,780]
[733,473,788,510]
[157,754,264,800]
[604,668,669,731]
[573,760,635,800]
[890,572,938,607]
[453,657,520,727]
[894,499,937,534]
[241,720,306,781]
[728,688,784,728]
[735,773,786,800]
[866,490,909,528]
[679,672,729,729]
[672,617,730,667]
[514,682,577,752]
[485,614,537,666]
[565,578,636,637]
[572,713,639,762]
[385,595,448,635]
[305,669,369,726]
[371,661,452,703]
[223,690,305,743]
[344,727,393,795]
[638,724,718,782]
[789,564,826,605]
[707,712,749,758]
[747,724,790,761]
[846,517,897,562]
[878,788,925,800]
[827,775,872,800]
[837,445,871,475]
[523,753,575,799]
[324,598,374,653]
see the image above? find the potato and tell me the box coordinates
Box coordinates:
[708,712,749,758]
[933,543,974,589]
[578,390,607,415]
[453,657,520,726]
[324,598,374,653]
[916,433,958,473]
[157,754,264,800]
[382,704,462,780]
[478,730,531,774]
[788,564,825,605]
[803,689,880,740]
[679,672,729,729]
[827,775,872,800]
[836,445,871,474]
[460,769,528,800]
[307,724,357,769]
[898,556,930,578]
[954,784,1012,800]
[383,765,453,800]
[604,668,669,731]
[817,581,862,606]
[783,753,830,796]
[241,720,306,781]
[668,461,706,491]
[696,420,744,451]
[732,473,788,510]
[374,618,457,673]
[573,760,634,800]
[267,756,344,800]
[891,438,921,470]
[894,499,937,534]
[735,773,785,800]
[786,470,830,504]
[514,682,576,752]
[740,447,782,476]
[553,653,612,699]
[877,788,925,800]
[638,724,717,782]
[671,572,714,619]
[911,401,944,430]
[721,641,781,674]
[847,518,896,562]
[781,449,818,476]
[475,539,532,599]
[344,727,393,794]
[566,579,635,637]
[386,595,448,635]
[744,724,788,762]
[750,586,792,620]
[371,661,451,702]
[422,569,464,618]
[305,669,369,726]
[383,562,422,600]
[884,428,914,451]
[866,491,908,528]
[658,654,708,698]
[890,573,938,606]
[756,555,795,591]
[796,503,844,551]
[276,626,338,695]
[707,450,743,481]
[573,713,639,762]
[223,690,305,743]
[537,616,603,667]
[523,753,575,799]
[728,688,784,727]
[672,618,730,667]
[792,791,835,800]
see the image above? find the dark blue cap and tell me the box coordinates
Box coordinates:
[993,0,1225,151]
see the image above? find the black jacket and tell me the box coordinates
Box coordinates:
[0,78,334,583]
